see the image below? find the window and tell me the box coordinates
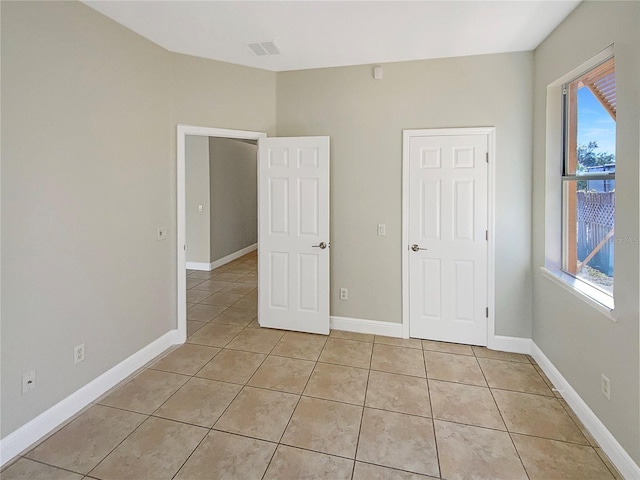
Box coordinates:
[562,57,616,297]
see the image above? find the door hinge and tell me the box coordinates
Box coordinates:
[486,307,489,318]
[485,152,489,163]
[485,230,488,241]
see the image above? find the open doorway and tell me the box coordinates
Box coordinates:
[185,135,258,272]
[176,126,266,342]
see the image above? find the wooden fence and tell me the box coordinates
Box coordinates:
[577,191,614,276]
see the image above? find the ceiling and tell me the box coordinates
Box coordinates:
[84,1,581,72]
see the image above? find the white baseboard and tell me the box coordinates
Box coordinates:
[0,330,180,466]
[531,342,640,480]
[330,316,403,338]
[186,261,212,271]
[487,335,533,354]
[187,243,257,271]
[211,243,257,270]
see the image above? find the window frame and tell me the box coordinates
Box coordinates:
[561,56,616,298]
[541,46,616,319]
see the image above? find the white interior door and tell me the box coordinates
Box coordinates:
[408,133,488,345]
[258,136,330,335]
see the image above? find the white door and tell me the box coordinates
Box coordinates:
[408,132,488,345]
[258,136,330,335]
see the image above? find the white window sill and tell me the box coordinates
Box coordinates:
[539,267,615,321]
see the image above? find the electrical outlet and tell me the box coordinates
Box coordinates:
[601,374,610,399]
[340,288,348,300]
[74,343,85,364]
[22,370,36,394]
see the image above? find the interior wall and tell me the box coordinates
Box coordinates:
[532,0,640,463]
[276,52,534,337]
[186,135,211,264]
[1,0,172,437]
[0,0,276,440]
[169,53,277,135]
[209,138,258,262]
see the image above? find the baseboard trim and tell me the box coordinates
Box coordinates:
[531,342,640,480]
[186,261,212,271]
[487,335,532,354]
[330,316,403,338]
[211,243,257,270]
[0,330,179,466]
[186,244,257,272]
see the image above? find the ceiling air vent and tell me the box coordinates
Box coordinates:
[246,40,281,57]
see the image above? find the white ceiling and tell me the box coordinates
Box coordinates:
[84,1,581,72]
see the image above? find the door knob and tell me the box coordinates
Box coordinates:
[410,244,427,252]
[312,242,328,249]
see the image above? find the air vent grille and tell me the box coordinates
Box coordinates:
[246,40,281,56]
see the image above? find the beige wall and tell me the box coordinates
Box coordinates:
[0,0,276,438]
[209,138,258,262]
[186,135,211,264]
[1,0,171,437]
[170,53,277,135]
[532,1,639,463]
[277,53,534,336]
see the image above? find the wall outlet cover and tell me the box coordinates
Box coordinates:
[74,344,85,364]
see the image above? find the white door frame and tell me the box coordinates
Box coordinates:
[176,125,267,343]
[401,127,496,345]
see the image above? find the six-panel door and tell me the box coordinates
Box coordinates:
[258,137,330,335]
[408,134,488,345]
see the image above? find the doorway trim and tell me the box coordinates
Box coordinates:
[176,125,267,343]
[401,127,496,345]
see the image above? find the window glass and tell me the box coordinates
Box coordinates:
[563,58,615,295]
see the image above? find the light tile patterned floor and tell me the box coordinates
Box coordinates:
[2,251,624,480]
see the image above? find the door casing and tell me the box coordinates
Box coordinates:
[176,125,267,343]
[401,127,496,345]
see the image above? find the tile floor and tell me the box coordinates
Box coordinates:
[2,251,624,480]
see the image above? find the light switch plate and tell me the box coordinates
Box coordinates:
[157,227,168,241]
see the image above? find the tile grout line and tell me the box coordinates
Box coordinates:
[169,427,210,480]
[478,356,531,480]
[10,455,91,477]
[556,395,598,446]
[85,413,153,479]
[422,348,435,420]
[260,352,322,480]
[351,367,371,480]
[484,385,561,399]
[356,459,446,479]
[423,348,442,479]
[503,430,609,448]
[206,348,272,434]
